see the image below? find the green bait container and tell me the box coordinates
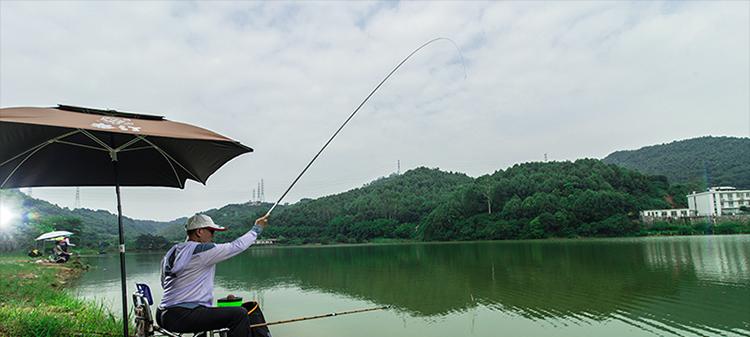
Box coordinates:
[217,296,243,307]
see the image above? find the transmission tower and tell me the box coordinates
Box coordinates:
[397,160,400,175]
[75,187,81,208]
[252,188,256,202]
[261,179,265,202]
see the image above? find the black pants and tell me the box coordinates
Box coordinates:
[156,306,250,337]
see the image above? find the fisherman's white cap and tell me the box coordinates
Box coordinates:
[185,214,227,231]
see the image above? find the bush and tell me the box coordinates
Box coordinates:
[713,221,750,234]
[394,223,417,239]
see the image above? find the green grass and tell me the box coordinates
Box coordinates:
[639,219,750,236]
[0,255,127,337]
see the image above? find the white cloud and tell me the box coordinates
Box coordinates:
[2,1,748,221]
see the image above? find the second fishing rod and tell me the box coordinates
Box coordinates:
[264,37,465,217]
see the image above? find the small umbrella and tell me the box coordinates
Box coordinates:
[1,104,252,336]
[35,230,74,241]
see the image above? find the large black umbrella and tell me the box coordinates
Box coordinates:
[0,104,252,336]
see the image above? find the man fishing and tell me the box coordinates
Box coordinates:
[51,238,72,263]
[156,213,269,337]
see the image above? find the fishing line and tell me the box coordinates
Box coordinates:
[266,37,467,216]
[250,305,391,328]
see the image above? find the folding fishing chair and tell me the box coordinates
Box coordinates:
[133,283,230,337]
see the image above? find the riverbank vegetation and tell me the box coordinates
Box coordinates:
[640,220,750,236]
[0,255,124,336]
[0,188,180,252]
[204,160,749,244]
[3,157,749,250]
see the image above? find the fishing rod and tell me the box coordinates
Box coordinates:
[250,305,391,328]
[265,37,466,216]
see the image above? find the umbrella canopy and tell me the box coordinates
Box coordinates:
[1,105,251,188]
[0,105,252,337]
[35,230,74,241]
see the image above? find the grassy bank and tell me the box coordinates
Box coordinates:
[0,255,126,337]
[639,220,750,236]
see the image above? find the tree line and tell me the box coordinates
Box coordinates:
[165,159,748,245]
[254,159,747,244]
[4,158,748,251]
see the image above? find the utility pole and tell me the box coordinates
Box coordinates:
[75,187,81,209]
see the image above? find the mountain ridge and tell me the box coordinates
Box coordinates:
[602,136,749,188]
[2,135,747,251]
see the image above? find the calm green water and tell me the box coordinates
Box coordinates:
[74,236,750,337]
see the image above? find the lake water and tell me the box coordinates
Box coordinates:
[73,235,750,337]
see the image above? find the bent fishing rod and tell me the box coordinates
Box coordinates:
[265,37,466,216]
[250,305,391,328]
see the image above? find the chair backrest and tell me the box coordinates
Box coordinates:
[136,283,154,305]
[133,283,155,337]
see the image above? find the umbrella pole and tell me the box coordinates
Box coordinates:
[113,161,129,337]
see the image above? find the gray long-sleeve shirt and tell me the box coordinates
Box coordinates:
[159,225,263,309]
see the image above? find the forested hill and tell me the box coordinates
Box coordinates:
[4,156,734,251]
[178,161,680,244]
[0,189,180,251]
[173,168,473,243]
[602,136,750,189]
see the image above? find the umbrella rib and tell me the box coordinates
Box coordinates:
[79,129,114,152]
[115,137,144,151]
[0,130,81,168]
[0,142,47,168]
[55,140,110,152]
[136,136,190,188]
[1,130,83,188]
[1,141,51,188]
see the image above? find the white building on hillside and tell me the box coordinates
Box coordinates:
[687,186,750,216]
[640,208,692,219]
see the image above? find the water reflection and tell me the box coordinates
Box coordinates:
[77,236,750,336]
[644,236,750,283]
[216,236,750,335]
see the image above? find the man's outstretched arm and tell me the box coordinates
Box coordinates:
[197,215,269,265]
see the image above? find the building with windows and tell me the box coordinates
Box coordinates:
[688,186,750,216]
[640,186,750,221]
[640,208,693,220]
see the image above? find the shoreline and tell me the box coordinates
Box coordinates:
[76,231,750,257]
[0,255,126,337]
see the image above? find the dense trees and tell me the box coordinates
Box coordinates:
[257,168,472,243]
[415,160,669,241]
[134,234,170,250]
[194,159,696,244]
[603,136,750,189]
[0,189,181,252]
[4,149,747,251]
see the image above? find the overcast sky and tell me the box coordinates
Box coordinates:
[1,1,748,222]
